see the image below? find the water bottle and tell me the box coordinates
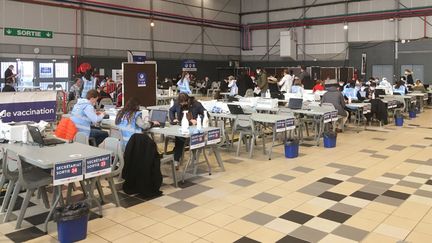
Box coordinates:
[202,111,209,128]
[196,115,202,131]
[266,89,270,98]
[181,110,189,133]
[170,99,174,108]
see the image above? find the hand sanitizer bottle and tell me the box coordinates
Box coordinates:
[181,110,189,133]
[266,89,270,98]
[202,111,209,128]
[170,99,174,108]
[196,115,202,131]
[22,126,28,144]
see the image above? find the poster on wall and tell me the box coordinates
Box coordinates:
[39,63,53,78]
[361,53,367,75]
[137,72,147,87]
[182,60,197,72]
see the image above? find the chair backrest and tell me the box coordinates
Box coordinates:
[233,114,254,133]
[55,84,63,91]
[74,132,89,145]
[99,137,124,176]
[211,82,219,89]
[244,89,254,97]
[47,84,54,90]
[3,149,19,181]
[321,103,335,110]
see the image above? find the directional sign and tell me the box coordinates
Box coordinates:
[53,160,83,186]
[4,27,53,39]
[207,128,221,145]
[190,132,205,150]
[85,154,111,179]
[276,120,286,132]
[331,110,338,122]
[323,112,332,123]
[285,118,295,130]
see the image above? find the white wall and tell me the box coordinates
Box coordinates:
[0,0,240,59]
[241,0,431,61]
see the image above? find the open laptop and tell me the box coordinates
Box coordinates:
[288,98,303,110]
[27,125,66,146]
[150,110,168,128]
[228,104,249,115]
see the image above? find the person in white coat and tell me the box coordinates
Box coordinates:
[278,69,294,93]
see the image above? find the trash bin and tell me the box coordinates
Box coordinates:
[54,201,90,243]
[409,111,416,118]
[323,132,337,148]
[395,115,404,126]
[284,140,299,158]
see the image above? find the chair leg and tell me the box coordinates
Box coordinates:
[170,160,178,188]
[1,180,15,213]
[96,180,105,204]
[16,188,36,229]
[0,174,6,192]
[249,135,255,158]
[4,183,21,223]
[236,133,242,156]
[39,187,50,209]
[66,183,74,204]
[107,178,120,207]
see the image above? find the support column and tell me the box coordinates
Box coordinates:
[150,0,155,59]
[394,0,400,81]
[80,1,84,56]
[201,0,204,60]
[344,0,349,61]
[266,0,270,62]
[302,0,306,61]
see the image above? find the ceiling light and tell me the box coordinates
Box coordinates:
[401,39,406,43]
[150,21,155,27]
[344,24,348,30]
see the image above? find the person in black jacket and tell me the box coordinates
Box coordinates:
[122,133,162,197]
[236,70,254,96]
[169,93,206,167]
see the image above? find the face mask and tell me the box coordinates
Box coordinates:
[339,82,344,86]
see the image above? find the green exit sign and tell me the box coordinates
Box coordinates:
[4,27,53,39]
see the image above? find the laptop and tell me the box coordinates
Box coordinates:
[27,125,66,146]
[288,98,303,110]
[150,110,168,128]
[228,104,248,115]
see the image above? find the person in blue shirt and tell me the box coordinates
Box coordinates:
[342,81,358,101]
[115,97,160,150]
[177,72,192,94]
[290,78,304,96]
[393,80,407,95]
[71,89,108,145]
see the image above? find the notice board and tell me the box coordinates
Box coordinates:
[122,62,157,107]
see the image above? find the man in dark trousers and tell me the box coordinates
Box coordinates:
[236,70,254,96]
[299,65,313,89]
[4,65,17,85]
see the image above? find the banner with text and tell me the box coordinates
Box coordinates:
[190,132,205,150]
[85,154,112,179]
[285,118,295,130]
[53,160,83,186]
[0,92,57,123]
[182,60,197,72]
[276,120,286,132]
[207,128,221,145]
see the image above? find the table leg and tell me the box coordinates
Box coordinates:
[211,145,225,171]
[182,150,195,182]
[86,178,103,217]
[268,125,276,160]
[44,186,62,233]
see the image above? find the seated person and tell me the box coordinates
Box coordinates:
[290,77,304,96]
[393,80,407,95]
[169,93,206,167]
[97,85,113,104]
[342,81,358,102]
[312,80,324,92]
[115,97,160,150]
[322,79,347,133]
[412,79,426,93]
[70,89,108,146]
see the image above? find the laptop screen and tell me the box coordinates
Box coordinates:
[150,110,168,126]
[27,125,45,145]
[288,98,303,109]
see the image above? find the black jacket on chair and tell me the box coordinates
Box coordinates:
[122,133,162,197]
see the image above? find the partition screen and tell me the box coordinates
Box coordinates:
[122,62,157,107]
[320,67,337,80]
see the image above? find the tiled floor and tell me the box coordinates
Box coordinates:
[4,111,432,242]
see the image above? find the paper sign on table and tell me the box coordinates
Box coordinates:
[53,160,83,186]
[85,154,112,179]
[207,129,221,145]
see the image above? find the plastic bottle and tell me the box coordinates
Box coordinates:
[202,111,209,128]
[168,87,172,96]
[196,115,202,131]
[181,110,189,133]
[22,126,28,144]
[265,89,270,98]
[169,99,174,108]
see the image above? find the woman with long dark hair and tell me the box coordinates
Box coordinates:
[177,71,192,94]
[115,97,160,149]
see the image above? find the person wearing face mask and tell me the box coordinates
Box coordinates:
[177,71,192,94]
[70,89,108,145]
[255,67,268,97]
[393,80,407,95]
[342,80,358,103]
[169,93,206,167]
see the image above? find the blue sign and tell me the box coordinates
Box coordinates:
[323,112,332,123]
[40,67,52,73]
[0,101,56,123]
[132,55,146,62]
[285,118,295,130]
[190,132,205,150]
[276,120,286,132]
[182,60,197,71]
[331,111,338,122]
[85,154,111,178]
[53,160,83,186]
[137,72,147,87]
[207,129,221,145]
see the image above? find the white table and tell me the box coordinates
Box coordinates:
[149,126,225,181]
[1,142,112,232]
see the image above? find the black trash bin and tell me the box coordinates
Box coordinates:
[54,201,90,243]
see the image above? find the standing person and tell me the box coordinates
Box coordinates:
[69,78,82,101]
[169,93,206,167]
[227,76,238,97]
[298,66,313,89]
[278,69,294,93]
[115,97,160,149]
[322,79,347,133]
[236,70,254,96]
[255,67,268,97]
[177,72,192,94]
[81,69,96,98]
[4,65,18,85]
[404,69,414,85]
[70,89,108,146]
